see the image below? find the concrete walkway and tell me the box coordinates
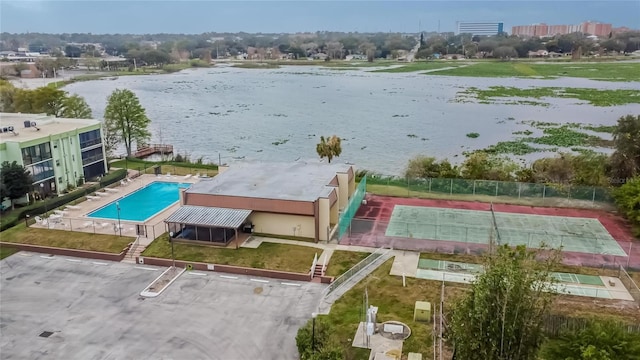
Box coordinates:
[389,251,420,278]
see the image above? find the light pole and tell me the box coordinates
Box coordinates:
[115,201,122,237]
[311,312,318,354]
[169,231,175,267]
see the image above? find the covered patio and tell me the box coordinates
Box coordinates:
[165,206,252,246]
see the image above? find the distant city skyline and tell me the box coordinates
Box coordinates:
[0,1,638,34]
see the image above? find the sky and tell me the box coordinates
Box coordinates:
[1,0,639,34]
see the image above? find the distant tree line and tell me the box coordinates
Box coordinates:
[415,31,640,59]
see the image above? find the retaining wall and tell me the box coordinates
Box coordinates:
[1,242,130,262]
[137,256,334,283]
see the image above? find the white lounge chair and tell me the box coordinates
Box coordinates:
[53,210,68,216]
[35,216,44,225]
[96,192,110,197]
[194,173,201,178]
[183,174,192,179]
[120,180,128,187]
[87,195,100,201]
[105,188,119,193]
[126,177,134,184]
[78,221,93,229]
[165,172,172,178]
[100,222,111,229]
[66,205,81,210]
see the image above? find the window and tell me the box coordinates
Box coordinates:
[27,159,55,182]
[81,147,104,165]
[21,143,52,165]
[83,161,106,181]
[56,160,60,166]
[72,155,75,162]
[79,129,102,149]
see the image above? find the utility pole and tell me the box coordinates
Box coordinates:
[439,274,444,360]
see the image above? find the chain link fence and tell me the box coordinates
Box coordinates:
[366,176,614,208]
[343,218,639,270]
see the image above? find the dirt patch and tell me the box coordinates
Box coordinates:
[253,287,263,294]
[146,267,182,293]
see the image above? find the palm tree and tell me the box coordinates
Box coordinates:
[316,135,342,163]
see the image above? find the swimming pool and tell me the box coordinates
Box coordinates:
[87,182,191,222]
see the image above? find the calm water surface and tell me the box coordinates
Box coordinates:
[67,66,640,175]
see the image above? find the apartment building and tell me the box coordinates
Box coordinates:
[0,113,108,196]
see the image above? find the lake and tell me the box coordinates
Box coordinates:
[66,65,640,176]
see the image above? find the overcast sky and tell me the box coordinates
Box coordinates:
[1,0,638,34]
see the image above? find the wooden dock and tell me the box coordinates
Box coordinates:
[134,144,174,159]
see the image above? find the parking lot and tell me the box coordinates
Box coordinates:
[1,252,325,360]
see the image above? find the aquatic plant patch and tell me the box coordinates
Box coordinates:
[456,86,640,107]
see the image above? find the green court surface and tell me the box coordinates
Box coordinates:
[386,205,626,256]
[551,272,604,286]
[416,259,620,300]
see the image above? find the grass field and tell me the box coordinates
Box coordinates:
[0,246,19,259]
[141,235,317,273]
[424,61,640,81]
[324,255,639,358]
[1,224,131,253]
[110,158,218,177]
[325,251,370,277]
[365,184,614,211]
[372,61,463,73]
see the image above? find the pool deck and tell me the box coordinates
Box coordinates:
[30,174,200,243]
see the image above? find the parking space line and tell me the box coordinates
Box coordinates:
[134,266,158,271]
[250,279,269,283]
[220,275,238,279]
[65,259,82,263]
[188,272,207,276]
[281,282,301,287]
[19,253,32,257]
[92,262,108,266]
[40,255,55,260]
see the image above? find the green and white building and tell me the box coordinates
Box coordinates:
[0,113,108,196]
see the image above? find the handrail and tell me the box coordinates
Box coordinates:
[130,236,140,258]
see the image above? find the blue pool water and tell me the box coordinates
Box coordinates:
[87,182,191,222]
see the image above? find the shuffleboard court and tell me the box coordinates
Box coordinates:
[385,205,626,256]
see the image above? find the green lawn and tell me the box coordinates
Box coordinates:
[325,250,370,277]
[1,224,132,253]
[141,235,318,273]
[110,158,218,177]
[425,61,640,81]
[323,259,468,358]
[365,183,615,211]
[0,246,19,259]
[372,61,464,73]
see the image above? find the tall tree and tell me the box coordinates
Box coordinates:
[610,114,640,180]
[447,245,560,360]
[61,94,92,118]
[540,320,640,360]
[316,135,342,163]
[0,161,33,210]
[104,89,151,157]
[612,177,640,237]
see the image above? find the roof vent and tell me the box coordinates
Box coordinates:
[31,122,40,131]
[24,120,31,128]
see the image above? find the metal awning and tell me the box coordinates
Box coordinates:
[165,206,252,229]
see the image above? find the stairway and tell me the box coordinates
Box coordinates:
[121,238,145,264]
[313,263,325,278]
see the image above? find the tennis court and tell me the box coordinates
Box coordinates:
[416,259,633,300]
[385,205,626,256]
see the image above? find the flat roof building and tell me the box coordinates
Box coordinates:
[456,21,504,36]
[0,113,108,196]
[166,161,356,245]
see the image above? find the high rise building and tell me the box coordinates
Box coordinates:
[456,21,504,36]
[511,21,613,37]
